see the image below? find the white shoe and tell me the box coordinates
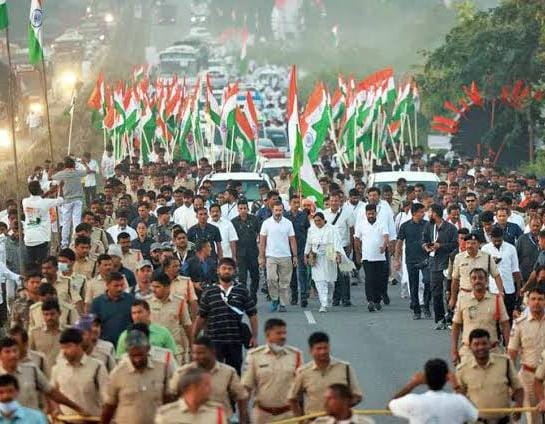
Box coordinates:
[319,306,327,313]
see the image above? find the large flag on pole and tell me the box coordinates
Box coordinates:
[300,82,330,163]
[220,82,238,150]
[235,106,256,164]
[205,74,221,126]
[0,0,8,30]
[288,65,323,208]
[28,0,44,64]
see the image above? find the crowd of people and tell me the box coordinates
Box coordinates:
[0,145,544,422]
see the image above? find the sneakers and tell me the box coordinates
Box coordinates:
[375,302,382,311]
[368,302,376,312]
[319,306,327,313]
[383,294,390,305]
[435,321,447,330]
[413,313,422,320]
[269,300,279,313]
[278,305,287,313]
[424,310,432,320]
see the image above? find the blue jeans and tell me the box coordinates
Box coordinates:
[290,257,309,303]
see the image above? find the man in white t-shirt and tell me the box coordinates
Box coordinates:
[82,152,99,206]
[259,201,297,313]
[100,147,115,180]
[389,358,478,424]
[208,203,238,259]
[22,180,64,268]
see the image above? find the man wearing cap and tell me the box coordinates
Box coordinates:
[102,329,176,424]
[51,327,109,417]
[107,209,138,241]
[109,243,137,289]
[117,232,143,274]
[75,315,117,372]
[131,259,154,299]
[149,206,175,244]
[149,272,192,364]
[449,232,504,310]
[150,242,164,269]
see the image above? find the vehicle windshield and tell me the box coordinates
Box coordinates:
[265,129,288,147]
[207,179,264,202]
[374,180,438,193]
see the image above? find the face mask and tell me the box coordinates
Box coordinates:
[0,401,19,415]
[268,343,284,353]
[58,262,70,273]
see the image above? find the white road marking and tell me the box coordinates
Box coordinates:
[304,310,316,325]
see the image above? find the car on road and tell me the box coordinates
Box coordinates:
[198,172,273,208]
[367,171,440,193]
[207,66,228,90]
[260,157,324,179]
[257,139,285,159]
[259,126,289,154]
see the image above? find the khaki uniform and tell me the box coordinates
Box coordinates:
[451,250,499,295]
[170,362,247,418]
[149,294,192,364]
[29,325,65,376]
[288,357,363,415]
[51,354,109,416]
[0,363,52,409]
[173,176,196,191]
[73,256,97,280]
[89,342,117,373]
[52,273,86,307]
[85,274,107,305]
[21,350,47,374]
[103,215,115,230]
[105,356,173,424]
[28,300,79,330]
[70,238,104,261]
[154,399,227,424]
[453,292,509,358]
[507,314,545,424]
[242,344,302,424]
[171,276,198,303]
[314,415,374,424]
[92,226,109,252]
[456,353,522,420]
[122,249,143,274]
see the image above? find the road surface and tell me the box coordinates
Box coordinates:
[253,277,451,423]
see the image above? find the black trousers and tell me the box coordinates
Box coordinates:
[25,242,49,270]
[503,292,517,324]
[362,260,387,303]
[333,247,351,303]
[430,270,446,323]
[406,263,431,314]
[237,252,260,302]
[84,186,97,206]
[213,342,243,375]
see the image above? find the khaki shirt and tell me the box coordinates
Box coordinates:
[314,414,374,424]
[456,353,522,418]
[288,357,363,414]
[171,276,198,303]
[507,313,545,368]
[103,215,115,230]
[29,325,65,375]
[92,227,109,252]
[451,250,499,291]
[51,354,109,416]
[105,356,173,424]
[85,274,107,305]
[170,362,247,417]
[73,257,97,280]
[149,295,192,348]
[0,363,52,409]
[453,292,509,345]
[242,344,302,408]
[534,349,545,380]
[28,300,79,330]
[53,273,86,306]
[155,399,227,424]
[89,342,117,373]
[21,350,47,374]
[122,249,143,274]
[70,239,104,261]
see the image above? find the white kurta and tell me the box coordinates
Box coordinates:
[305,224,343,282]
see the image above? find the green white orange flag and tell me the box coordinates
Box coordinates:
[245,91,259,139]
[288,65,323,208]
[205,73,221,126]
[235,106,256,164]
[220,82,238,150]
[0,0,8,30]
[300,82,330,163]
[28,0,44,64]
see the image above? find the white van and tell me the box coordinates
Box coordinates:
[367,171,440,193]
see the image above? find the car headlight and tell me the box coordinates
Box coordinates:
[29,103,43,114]
[191,16,196,23]
[104,13,114,24]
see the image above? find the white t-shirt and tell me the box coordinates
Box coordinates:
[22,195,64,246]
[107,225,138,242]
[173,205,198,231]
[221,202,239,221]
[481,241,520,294]
[84,159,99,187]
[323,207,354,247]
[354,220,388,262]
[209,218,239,258]
[260,216,295,258]
[508,212,525,231]
[389,390,478,424]
[100,153,115,179]
[358,200,397,241]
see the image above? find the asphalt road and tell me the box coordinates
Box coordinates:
[252,276,451,423]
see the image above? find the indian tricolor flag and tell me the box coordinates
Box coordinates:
[288,65,323,208]
[0,0,8,30]
[235,106,256,164]
[244,90,259,139]
[205,73,221,126]
[220,82,238,150]
[300,82,329,163]
[28,0,44,64]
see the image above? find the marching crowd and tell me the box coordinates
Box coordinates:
[0,146,544,423]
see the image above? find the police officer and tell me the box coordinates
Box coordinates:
[170,336,249,423]
[10,271,41,330]
[288,331,363,417]
[242,318,302,424]
[155,367,227,424]
[508,284,545,424]
[314,384,374,424]
[28,283,79,330]
[449,233,504,310]
[455,328,523,424]
[102,330,175,424]
[149,271,192,364]
[451,267,510,364]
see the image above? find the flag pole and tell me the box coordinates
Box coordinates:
[414,107,418,147]
[406,113,414,154]
[4,24,24,268]
[67,89,76,155]
[352,111,357,171]
[39,55,54,162]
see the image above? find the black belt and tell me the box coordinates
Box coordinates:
[477,416,510,424]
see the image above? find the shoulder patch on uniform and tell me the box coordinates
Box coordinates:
[248,345,267,355]
[29,303,41,310]
[285,346,302,354]
[514,315,527,325]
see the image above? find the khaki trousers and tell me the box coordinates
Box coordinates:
[266,257,293,306]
